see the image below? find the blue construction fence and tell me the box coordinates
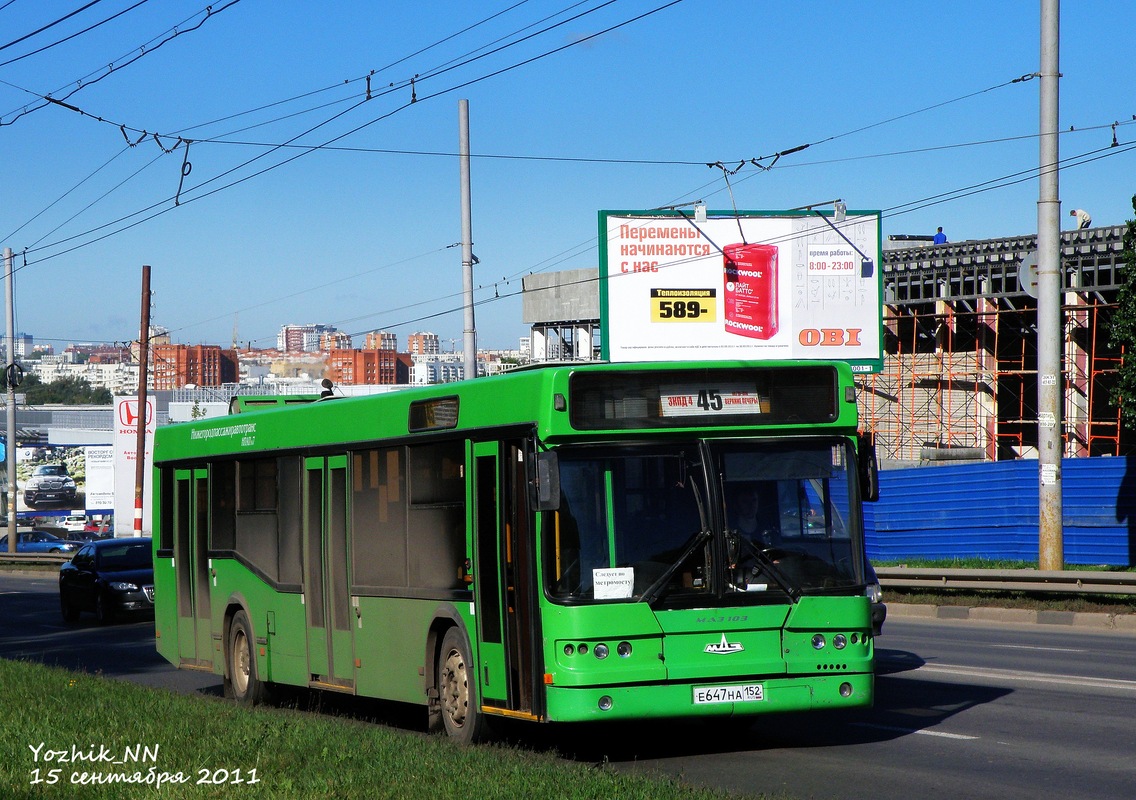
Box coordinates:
[863,456,1136,567]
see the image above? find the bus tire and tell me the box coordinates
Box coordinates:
[227,610,268,705]
[437,627,485,744]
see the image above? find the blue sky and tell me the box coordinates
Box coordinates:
[1,1,1132,352]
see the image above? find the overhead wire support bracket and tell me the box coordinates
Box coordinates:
[809,205,876,279]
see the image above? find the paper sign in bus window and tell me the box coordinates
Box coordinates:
[593,567,634,599]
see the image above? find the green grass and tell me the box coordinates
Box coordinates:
[1,658,744,800]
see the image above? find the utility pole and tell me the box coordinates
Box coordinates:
[4,247,15,552]
[133,265,151,538]
[1037,0,1063,569]
[459,99,477,381]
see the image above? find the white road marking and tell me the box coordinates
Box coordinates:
[851,722,979,740]
[916,662,1136,692]
[989,644,1086,653]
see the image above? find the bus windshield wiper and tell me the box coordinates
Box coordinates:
[730,534,800,600]
[639,529,711,605]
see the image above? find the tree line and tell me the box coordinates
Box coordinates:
[0,372,112,405]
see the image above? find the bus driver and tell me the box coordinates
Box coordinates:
[731,482,778,548]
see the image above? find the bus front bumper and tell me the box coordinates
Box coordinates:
[542,672,873,722]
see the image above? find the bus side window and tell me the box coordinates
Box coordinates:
[408,442,465,590]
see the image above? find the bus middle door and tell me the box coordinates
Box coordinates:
[302,455,354,690]
[472,442,506,704]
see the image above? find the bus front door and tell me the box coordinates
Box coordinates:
[471,441,540,718]
[303,455,354,690]
[173,468,211,667]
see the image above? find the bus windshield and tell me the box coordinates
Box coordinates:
[543,438,862,607]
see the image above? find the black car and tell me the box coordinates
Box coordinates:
[59,538,154,624]
[23,463,78,506]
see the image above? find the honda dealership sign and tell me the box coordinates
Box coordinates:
[599,210,883,372]
[113,396,155,537]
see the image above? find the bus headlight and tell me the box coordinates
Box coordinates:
[594,643,609,659]
[811,634,826,650]
[833,634,847,650]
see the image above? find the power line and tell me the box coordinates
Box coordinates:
[0,0,107,54]
[14,1,689,267]
[166,0,547,138]
[6,0,656,261]
[241,134,1136,344]
[0,1,242,126]
[0,0,151,69]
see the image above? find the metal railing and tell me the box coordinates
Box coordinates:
[0,552,71,566]
[876,567,1136,596]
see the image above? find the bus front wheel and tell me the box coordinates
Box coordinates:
[437,627,485,743]
[227,610,268,705]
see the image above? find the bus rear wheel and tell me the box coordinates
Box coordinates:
[227,610,268,705]
[437,627,485,743]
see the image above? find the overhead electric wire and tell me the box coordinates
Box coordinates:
[6,4,1130,348]
[236,134,1136,347]
[15,0,690,268]
[65,0,629,146]
[156,73,1043,174]
[0,0,151,69]
[2,146,133,242]
[5,0,647,254]
[0,0,106,54]
[0,1,242,126]
[163,246,451,338]
[168,0,544,138]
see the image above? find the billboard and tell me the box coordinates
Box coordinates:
[13,445,113,520]
[599,210,883,372]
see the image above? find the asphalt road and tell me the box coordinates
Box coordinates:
[3,570,1135,799]
[0,570,219,695]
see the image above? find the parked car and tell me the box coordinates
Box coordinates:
[60,529,114,543]
[59,538,154,624]
[23,464,77,507]
[0,530,81,554]
[61,515,88,532]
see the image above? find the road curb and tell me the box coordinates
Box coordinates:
[888,602,1136,631]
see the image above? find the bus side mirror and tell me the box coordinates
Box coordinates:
[531,451,561,511]
[858,432,880,502]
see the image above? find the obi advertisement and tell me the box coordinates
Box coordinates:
[599,210,883,372]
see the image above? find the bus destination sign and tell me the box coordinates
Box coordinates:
[659,383,769,417]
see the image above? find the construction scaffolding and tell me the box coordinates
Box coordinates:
[860,225,1130,464]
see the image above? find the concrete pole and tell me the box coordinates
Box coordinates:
[1036,0,1063,569]
[4,248,15,551]
[459,99,477,381]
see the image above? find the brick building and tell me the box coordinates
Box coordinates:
[151,343,238,389]
[326,348,412,385]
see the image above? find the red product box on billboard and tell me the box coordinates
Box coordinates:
[723,243,778,340]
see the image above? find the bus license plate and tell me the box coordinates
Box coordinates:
[692,683,765,705]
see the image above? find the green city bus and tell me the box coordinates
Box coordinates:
[153,359,879,742]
